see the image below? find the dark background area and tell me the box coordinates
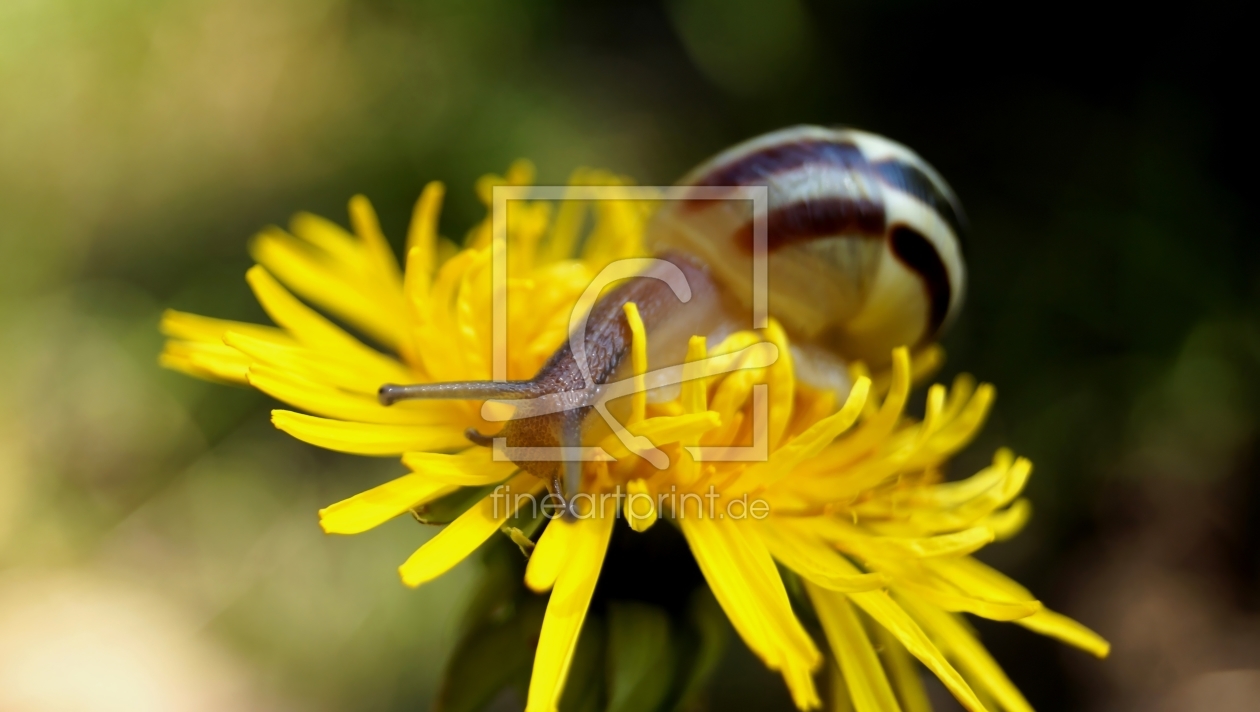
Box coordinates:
[2,1,1257,709]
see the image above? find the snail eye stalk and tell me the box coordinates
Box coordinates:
[379,378,584,519]
[377,380,537,405]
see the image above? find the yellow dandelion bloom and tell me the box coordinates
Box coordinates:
[161,161,1107,712]
[646,340,1111,711]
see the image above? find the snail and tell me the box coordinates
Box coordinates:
[379,125,967,507]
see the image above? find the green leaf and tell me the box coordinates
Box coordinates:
[458,537,528,634]
[435,595,547,712]
[560,616,607,712]
[606,602,676,712]
[671,588,731,711]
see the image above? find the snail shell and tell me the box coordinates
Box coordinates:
[647,125,967,366]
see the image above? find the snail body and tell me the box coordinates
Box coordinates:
[380,126,967,503]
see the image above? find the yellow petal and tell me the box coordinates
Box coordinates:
[402,449,519,486]
[246,266,411,382]
[674,336,712,488]
[912,384,947,446]
[412,249,477,381]
[829,660,856,712]
[940,373,976,422]
[765,320,795,451]
[454,248,492,379]
[1016,608,1110,658]
[810,516,997,565]
[898,593,1032,712]
[915,383,995,461]
[922,557,1035,604]
[601,411,722,460]
[289,210,371,269]
[399,473,540,587]
[526,514,576,593]
[823,556,988,712]
[349,194,404,286]
[681,335,709,414]
[816,348,913,471]
[867,527,995,559]
[525,496,617,712]
[756,521,888,593]
[911,450,1021,509]
[851,589,988,712]
[623,302,648,425]
[250,228,404,351]
[680,514,821,709]
[709,330,763,358]
[159,341,251,384]
[541,169,589,263]
[289,224,411,366]
[787,385,838,443]
[403,245,433,318]
[871,623,932,712]
[624,479,657,533]
[226,330,421,398]
[507,158,536,186]
[984,499,1032,541]
[271,410,470,456]
[909,343,945,385]
[805,583,901,712]
[160,309,293,345]
[319,474,457,534]
[248,365,447,425]
[892,575,1043,622]
[637,411,721,441]
[850,455,1033,537]
[405,181,445,267]
[736,377,870,493]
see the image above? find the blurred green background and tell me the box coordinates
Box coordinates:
[2,1,1257,710]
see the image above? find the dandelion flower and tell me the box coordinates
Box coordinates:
[161,161,1108,711]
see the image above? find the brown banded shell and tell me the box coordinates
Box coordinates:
[646,125,967,366]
